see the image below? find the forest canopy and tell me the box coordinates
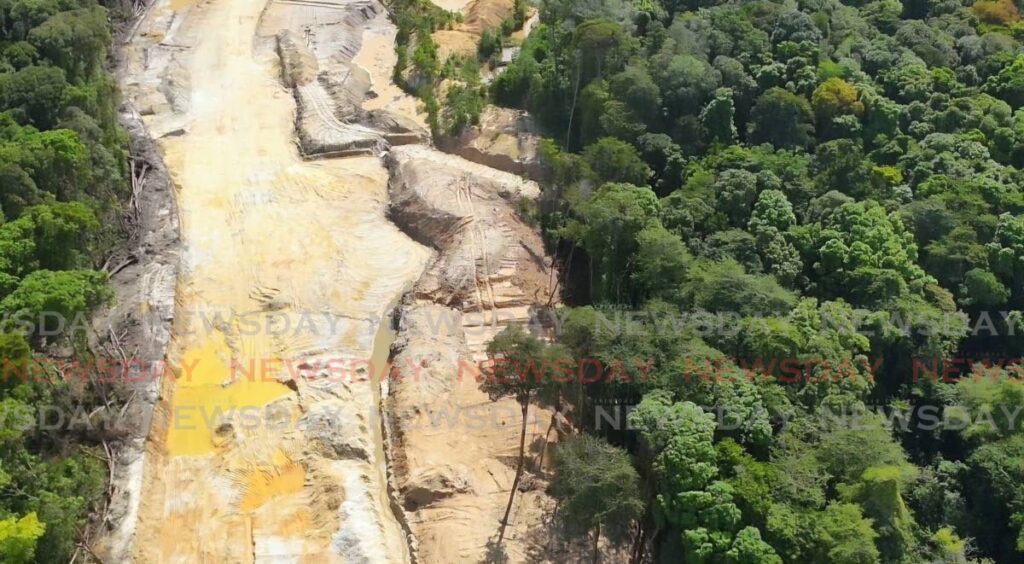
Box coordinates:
[0,0,124,561]
[483,0,1024,561]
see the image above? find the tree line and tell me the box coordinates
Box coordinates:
[477,0,1024,562]
[0,0,128,560]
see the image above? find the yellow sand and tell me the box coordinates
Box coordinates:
[165,332,291,456]
[239,450,306,512]
[127,0,431,559]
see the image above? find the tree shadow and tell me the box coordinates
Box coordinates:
[483,537,509,564]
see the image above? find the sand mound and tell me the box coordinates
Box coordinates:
[463,0,515,34]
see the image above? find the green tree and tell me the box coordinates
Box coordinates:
[0,512,45,563]
[630,394,780,562]
[747,88,814,149]
[815,503,880,563]
[964,434,1024,559]
[812,78,864,123]
[582,137,652,186]
[480,324,571,547]
[987,212,1024,303]
[608,64,661,126]
[840,465,918,562]
[653,51,720,121]
[985,55,1024,108]
[0,269,110,336]
[748,189,801,285]
[682,259,797,316]
[550,434,644,563]
[633,223,691,302]
[960,268,1010,307]
[814,201,934,305]
[562,182,659,303]
[894,20,957,69]
[0,65,67,128]
[27,6,110,82]
[700,88,736,145]
[703,229,763,273]
[573,19,632,83]
[441,82,485,136]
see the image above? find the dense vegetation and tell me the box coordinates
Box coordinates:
[0,0,126,560]
[390,0,525,135]
[481,0,1024,561]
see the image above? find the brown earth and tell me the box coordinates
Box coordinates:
[101,0,562,561]
[431,0,516,60]
[385,145,566,561]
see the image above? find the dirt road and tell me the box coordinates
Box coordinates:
[123,0,429,560]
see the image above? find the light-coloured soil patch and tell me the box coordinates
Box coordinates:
[430,0,473,11]
[431,0,515,60]
[433,29,480,61]
[120,0,430,560]
[353,14,427,129]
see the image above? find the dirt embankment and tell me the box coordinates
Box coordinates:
[270,3,428,157]
[385,145,565,561]
[437,105,544,180]
[432,0,516,60]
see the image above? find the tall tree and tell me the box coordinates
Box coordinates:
[747,88,814,149]
[550,434,644,562]
[480,324,571,547]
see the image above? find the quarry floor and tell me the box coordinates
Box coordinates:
[114,0,561,560]
[128,0,429,560]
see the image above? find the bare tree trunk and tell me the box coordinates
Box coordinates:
[565,63,581,149]
[534,394,561,469]
[630,519,647,564]
[592,522,601,564]
[576,366,584,432]
[497,400,531,546]
[589,254,595,303]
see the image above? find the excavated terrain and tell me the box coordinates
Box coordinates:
[385,146,563,561]
[438,105,543,180]
[431,0,516,59]
[112,0,430,560]
[103,0,562,560]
